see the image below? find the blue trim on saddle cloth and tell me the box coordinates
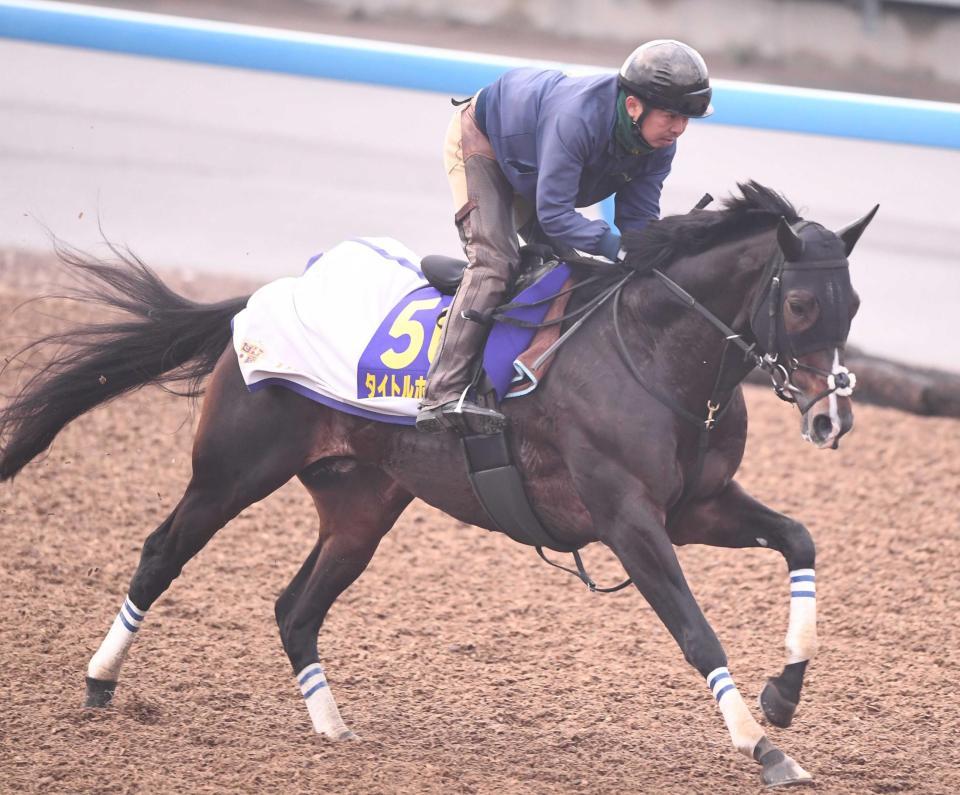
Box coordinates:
[304,251,324,272]
[350,238,422,276]
[248,378,418,425]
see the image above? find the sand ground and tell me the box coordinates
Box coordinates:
[1,260,958,794]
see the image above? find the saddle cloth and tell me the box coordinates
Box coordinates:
[232,237,570,425]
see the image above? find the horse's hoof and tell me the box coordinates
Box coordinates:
[84,676,117,708]
[755,738,813,788]
[320,728,358,742]
[761,752,814,788]
[760,677,798,728]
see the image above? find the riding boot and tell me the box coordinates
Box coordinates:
[416,94,520,435]
[415,263,506,434]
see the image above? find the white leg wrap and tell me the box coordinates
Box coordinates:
[785,569,818,664]
[707,667,765,757]
[297,663,354,741]
[87,596,146,681]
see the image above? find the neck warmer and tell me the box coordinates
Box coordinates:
[615,89,655,156]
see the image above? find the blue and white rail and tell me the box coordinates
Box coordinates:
[1,0,958,150]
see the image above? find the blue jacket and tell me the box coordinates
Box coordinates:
[476,68,675,259]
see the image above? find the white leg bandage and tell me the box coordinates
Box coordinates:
[87,596,146,681]
[707,667,765,757]
[785,569,818,664]
[297,663,354,740]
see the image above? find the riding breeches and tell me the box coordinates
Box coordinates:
[422,95,530,408]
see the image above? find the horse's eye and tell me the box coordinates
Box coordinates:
[788,300,806,315]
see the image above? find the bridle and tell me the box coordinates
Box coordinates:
[745,220,857,415]
[612,219,858,428]
[761,352,856,414]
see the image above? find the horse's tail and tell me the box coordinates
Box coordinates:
[0,244,250,481]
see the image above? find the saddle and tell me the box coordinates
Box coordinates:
[420,245,574,405]
[420,244,560,299]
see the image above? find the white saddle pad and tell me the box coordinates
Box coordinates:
[232,237,435,424]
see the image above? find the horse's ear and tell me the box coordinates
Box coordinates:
[777,217,804,261]
[836,204,879,257]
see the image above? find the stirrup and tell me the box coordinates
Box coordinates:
[416,399,506,435]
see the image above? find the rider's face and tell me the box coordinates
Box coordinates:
[627,97,689,148]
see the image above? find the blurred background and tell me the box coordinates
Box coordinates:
[1,0,958,369]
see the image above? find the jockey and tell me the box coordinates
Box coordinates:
[416,39,714,434]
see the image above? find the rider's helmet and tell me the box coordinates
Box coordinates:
[618,40,714,118]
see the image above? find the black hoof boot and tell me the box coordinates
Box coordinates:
[760,677,798,728]
[85,676,117,708]
[754,736,813,788]
[760,661,807,728]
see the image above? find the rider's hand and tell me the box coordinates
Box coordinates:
[620,229,652,274]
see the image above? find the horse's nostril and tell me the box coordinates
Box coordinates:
[812,414,834,441]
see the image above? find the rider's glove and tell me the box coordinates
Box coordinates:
[620,229,653,274]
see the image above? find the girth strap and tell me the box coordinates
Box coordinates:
[461,431,582,553]
[460,430,635,591]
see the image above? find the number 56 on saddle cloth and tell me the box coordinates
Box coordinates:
[231,237,570,424]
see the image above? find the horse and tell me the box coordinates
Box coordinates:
[0,182,876,788]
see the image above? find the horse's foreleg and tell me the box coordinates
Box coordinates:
[275,465,412,740]
[578,476,811,787]
[85,353,321,707]
[669,480,817,729]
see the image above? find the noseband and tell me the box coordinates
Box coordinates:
[761,352,856,414]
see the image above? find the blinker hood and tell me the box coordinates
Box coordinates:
[750,222,854,358]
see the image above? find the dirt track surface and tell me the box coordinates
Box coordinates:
[1,263,959,794]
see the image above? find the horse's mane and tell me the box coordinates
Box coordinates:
[576,181,800,288]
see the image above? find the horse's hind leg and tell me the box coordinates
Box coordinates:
[85,352,325,706]
[274,463,412,740]
[669,480,818,729]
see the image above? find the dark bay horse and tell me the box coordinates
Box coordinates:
[0,183,876,787]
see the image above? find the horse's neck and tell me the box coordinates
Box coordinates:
[667,232,772,325]
[621,231,772,385]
